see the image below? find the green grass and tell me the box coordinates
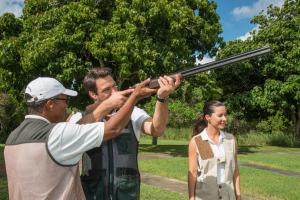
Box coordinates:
[139,137,188,157]
[2,139,300,200]
[139,157,300,200]
[238,145,300,153]
[0,175,186,200]
[239,153,300,173]
[138,139,300,200]
[0,177,8,200]
[139,157,188,181]
[140,137,189,145]
[0,144,186,200]
[240,166,300,200]
[141,127,299,147]
[0,145,8,200]
[140,184,186,200]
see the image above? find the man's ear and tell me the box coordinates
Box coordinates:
[88,91,98,101]
[45,100,55,111]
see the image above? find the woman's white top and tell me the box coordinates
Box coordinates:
[200,129,226,184]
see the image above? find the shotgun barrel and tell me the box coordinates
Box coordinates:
[148,46,272,88]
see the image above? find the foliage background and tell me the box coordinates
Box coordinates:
[0,0,299,145]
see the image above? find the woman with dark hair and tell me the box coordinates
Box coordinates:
[188,101,241,200]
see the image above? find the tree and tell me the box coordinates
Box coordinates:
[214,0,300,140]
[0,0,223,139]
[0,13,23,95]
[15,0,222,107]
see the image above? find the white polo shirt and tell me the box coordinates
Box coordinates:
[25,115,105,166]
[69,106,150,141]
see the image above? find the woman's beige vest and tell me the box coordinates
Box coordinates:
[194,132,236,200]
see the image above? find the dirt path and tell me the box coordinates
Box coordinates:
[141,172,187,195]
[139,152,300,199]
[139,152,300,177]
[141,172,256,200]
[239,162,300,177]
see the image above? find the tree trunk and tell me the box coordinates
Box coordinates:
[99,59,105,68]
[152,137,158,145]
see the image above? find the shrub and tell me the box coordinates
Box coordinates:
[256,112,291,134]
[143,97,198,128]
[237,131,295,147]
[0,93,24,143]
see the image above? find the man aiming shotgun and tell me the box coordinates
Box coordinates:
[69,68,181,200]
[70,46,272,200]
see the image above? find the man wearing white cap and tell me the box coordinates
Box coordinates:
[4,77,156,200]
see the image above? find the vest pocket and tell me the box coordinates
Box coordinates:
[81,170,105,200]
[115,133,133,155]
[116,170,140,200]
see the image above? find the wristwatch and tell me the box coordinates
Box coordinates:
[156,95,168,103]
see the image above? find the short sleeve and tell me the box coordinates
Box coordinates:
[131,107,150,141]
[47,122,104,165]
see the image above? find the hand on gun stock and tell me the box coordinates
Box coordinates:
[132,78,158,101]
[156,74,182,99]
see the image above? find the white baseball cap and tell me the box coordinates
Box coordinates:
[25,77,78,103]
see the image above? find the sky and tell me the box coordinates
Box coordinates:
[0,0,284,63]
[214,0,284,41]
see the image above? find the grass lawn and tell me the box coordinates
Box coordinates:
[139,157,300,200]
[140,137,189,145]
[140,137,300,173]
[0,177,8,200]
[139,138,300,200]
[238,145,300,153]
[140,157,188,181]
[241,166,300,200]
[1,139,299,200]
[140,184,186,200]
[239,153,300,173]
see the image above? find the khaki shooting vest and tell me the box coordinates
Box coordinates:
[81,121,140,200]
[194,132,236,200]
[4,118,85,200]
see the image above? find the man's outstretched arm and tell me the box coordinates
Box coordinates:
[103,79,157,141]
[143,75,181,137]
[78,89,133,124]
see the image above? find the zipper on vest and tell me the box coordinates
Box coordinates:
[108,140,114,200]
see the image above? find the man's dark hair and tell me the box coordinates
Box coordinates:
[83,67,112,93]
[25,93,47,114]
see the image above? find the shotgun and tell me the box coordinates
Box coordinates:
[147,46,272,88]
